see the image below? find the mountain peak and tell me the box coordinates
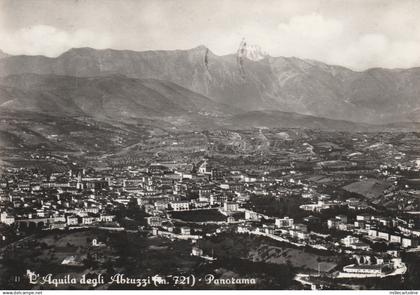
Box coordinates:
[189,45,211,54]
[237,39,269,61]
[59,47,99,57]
[192,45,208,50]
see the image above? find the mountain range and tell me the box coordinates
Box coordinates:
[0,46,420,129]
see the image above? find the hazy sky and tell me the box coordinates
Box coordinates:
[1,0,420,70]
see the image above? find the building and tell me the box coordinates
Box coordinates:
[336,215,348,224]
[341,235,370,250]
[402,237,418,248]
[293,223,308,232]
[100,215,114,222]
[377,231,390,241]
[170,201,190,211]
[328,217,348,229]
[223,201,239,212]
[275,216,294,228]
[263,226,275,234]
[368,229,378,238]
[289,229,309,240]
[299,200,336,212]
[155,201,169,211]
[351,242,371,250]
[199,186,213,201]
[341,235,359,247]
[0,212,15,225]
[146,216,163,227]
[210,195,228,206]
[343,264,387,275]
[289,224,309,240]
[198,160,211,175]
[245,210,259,221]
[356,214,371,222]
[66,216,79,226]
[192,200,209,209]
[180,227,191,235]
[390,234,402,244]
[191,247,204,257]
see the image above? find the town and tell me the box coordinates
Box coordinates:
[1,128,420,289]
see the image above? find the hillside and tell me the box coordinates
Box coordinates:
[227,110,373,131]
[0,73,235,122]
[0,73,388,134]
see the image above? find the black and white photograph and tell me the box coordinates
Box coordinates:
[1,0,420,292]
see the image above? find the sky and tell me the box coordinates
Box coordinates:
[1,0,420,70]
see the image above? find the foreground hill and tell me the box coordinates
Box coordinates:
[1,47,420,123]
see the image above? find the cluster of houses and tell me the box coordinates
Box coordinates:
[327,213,419,249]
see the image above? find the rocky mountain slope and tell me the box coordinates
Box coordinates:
[1,46,420,124]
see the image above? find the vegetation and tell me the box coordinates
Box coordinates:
[170,209,226,222]
[247,195,306,219]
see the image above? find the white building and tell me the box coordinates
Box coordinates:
[343,264,386,274]
[180,227,191,235]
[66,216,79,225]
[146,216,163,227]
[170,201,190,211]
[191,247,204,256]
[244,210,259,221]
[0,212,15,225]
[223,202,239,212]
[341,235,359,247]
[299,200,336,212]
[402,237,418,248]
[275,216,294,228]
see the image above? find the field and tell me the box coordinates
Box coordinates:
[342,179,392,200]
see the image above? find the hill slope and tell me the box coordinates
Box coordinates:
[0,73,385,133]
[0,73,234,122]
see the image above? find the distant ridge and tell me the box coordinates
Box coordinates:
[0,46,420,124]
